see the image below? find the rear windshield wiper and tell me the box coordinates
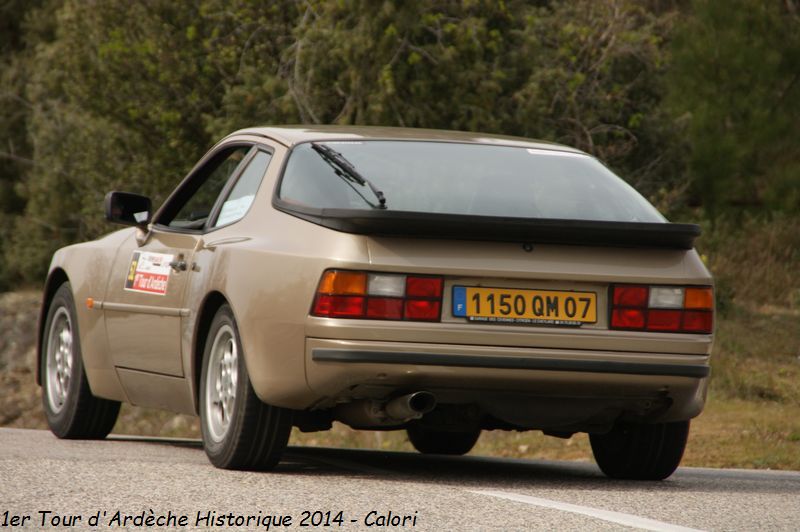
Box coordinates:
[311,142,387,209]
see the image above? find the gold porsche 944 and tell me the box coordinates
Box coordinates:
[38,126,713,479]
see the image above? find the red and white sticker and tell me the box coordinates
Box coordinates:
[124,251,173,296]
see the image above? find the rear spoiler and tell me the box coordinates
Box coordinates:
[274,203,701,250]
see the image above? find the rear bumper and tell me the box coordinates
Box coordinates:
[312,348,709,379]
[304,338,710,426]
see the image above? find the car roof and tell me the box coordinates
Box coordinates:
[228,125,586,154]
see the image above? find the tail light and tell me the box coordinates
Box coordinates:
[610,284,713,334]
[312,270,443,322]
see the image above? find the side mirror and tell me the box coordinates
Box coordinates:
[104,191,152,228]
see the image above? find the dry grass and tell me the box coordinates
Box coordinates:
[710,307,800,404]
[683,397,800,469]
[696,213,800,310]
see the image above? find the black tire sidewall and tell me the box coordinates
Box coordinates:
[41,283,85,437]
[407,424,481,455]
[590,420,690,480]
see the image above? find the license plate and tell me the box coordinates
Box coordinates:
[452,286,597,326]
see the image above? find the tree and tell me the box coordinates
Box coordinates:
[6,0,228,281]
[666,0,800,216]
[0,0,55,288]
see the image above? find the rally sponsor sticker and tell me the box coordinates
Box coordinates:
[124,251,173,295]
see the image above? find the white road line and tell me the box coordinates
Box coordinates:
[469,489,704,532]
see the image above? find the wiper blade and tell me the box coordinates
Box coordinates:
[311,142,387,209]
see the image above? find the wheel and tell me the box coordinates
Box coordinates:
[590,420,690,480]
[406,424,481,455]
[199,304,292,470]
[42,283,120,439]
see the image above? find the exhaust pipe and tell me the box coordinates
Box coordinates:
[334,391,437,428]
[385,391,436,421]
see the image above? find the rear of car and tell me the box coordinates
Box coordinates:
[273,136,713,479]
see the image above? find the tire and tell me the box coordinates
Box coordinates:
[41,283,120,439]
[590,420,690,480]
[199,304,292,470]
[407,424,481,455]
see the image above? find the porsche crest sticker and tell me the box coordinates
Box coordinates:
[124,251,173,296]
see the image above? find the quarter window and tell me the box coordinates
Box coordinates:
[213,150,272,228]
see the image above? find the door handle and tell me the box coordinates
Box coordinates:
[169,259,187,272]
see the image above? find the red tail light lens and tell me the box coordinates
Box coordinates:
[683,310,713,332]
[610,284,713,334]
[612,285,648,307]
[647,310,682,331]
[312,294,333,316]
[406,276,443,298]
[404,300,441,321]
[366,297,404,320]
[312,295,365,318]
[312,269,443,322]
[611,308,646,329]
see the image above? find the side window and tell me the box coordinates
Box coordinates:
[212,150,272,228]
[165,146,251,229]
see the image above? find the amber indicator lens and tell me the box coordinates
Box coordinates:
[685,287,713,309]
[317,271,367,295]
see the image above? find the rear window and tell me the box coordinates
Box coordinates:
[278,141,665,223]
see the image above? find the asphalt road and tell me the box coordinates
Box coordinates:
[1,428,798,531]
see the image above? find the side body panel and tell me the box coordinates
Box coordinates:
[102,230,199,376]
[43,228,134,402]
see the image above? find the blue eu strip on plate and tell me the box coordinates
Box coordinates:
[452,286,467,317]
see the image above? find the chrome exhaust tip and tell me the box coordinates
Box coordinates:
[385,391,436,421]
